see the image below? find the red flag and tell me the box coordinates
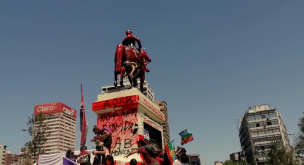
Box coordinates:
[80,84,88,147]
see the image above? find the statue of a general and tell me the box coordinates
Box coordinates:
[114,30,151,93]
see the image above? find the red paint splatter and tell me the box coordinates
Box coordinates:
[97,104,139,149]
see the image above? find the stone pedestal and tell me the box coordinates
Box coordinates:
[92,88,165,165]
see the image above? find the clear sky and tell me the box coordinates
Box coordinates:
[1,1,304,164]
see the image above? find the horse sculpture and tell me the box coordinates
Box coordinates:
[114,44,151,93]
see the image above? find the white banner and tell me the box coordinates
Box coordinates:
[38,153,65,165]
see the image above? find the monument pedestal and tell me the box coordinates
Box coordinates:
[92,88,165,165]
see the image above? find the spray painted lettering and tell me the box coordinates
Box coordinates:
[92,95,139,110]
[97,107,139,159]
[140,98,164,120]
[111,138,138,156]
[98,109,137,121]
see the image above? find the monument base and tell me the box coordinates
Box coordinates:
[92,88,165,164]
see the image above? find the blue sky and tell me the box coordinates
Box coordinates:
[1,1,304,164]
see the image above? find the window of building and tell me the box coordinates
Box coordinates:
[256,123,260,127]
[259,131,265,134]
[251,131,258,135]
[269,113,276,118]
[266,130,272,134]
[272,120,278,125]
[260,122,266,126]
[249,123,256,128]
[248,116,255,121]
[255,116,262,120]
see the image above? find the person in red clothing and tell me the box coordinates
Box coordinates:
[77,146,91,165]
[124,140,159,165]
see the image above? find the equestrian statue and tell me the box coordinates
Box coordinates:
[114,30,151,93]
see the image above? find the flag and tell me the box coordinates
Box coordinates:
[63,157,77,165]
[80,84,88,146]
[144,129,150,141]
[179,129,194,145]
[165,140,175,165]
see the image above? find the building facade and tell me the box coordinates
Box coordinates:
[17,148,26,165]
[33,102,77,157]
[154,101,170,144]
[0,144,7,165]
[4,151,19,165]
[102,77,155,102]
[239,104,290,165]
[189,154,200,165]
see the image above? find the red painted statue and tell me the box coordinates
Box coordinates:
[114,30,151,92]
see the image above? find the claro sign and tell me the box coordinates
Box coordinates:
[34,102,76,119]
[36,103,57,113]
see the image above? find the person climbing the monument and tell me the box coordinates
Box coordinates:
[99,127,113,154]
[91,136,109,165]
[91,125,112,154]
[123,61,138,78]
[124,140,159,165]
[122,30,142,52]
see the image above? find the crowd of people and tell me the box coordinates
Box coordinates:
[64,125,197,165]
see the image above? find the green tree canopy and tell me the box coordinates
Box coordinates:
[21,112,50,164]
[267,138,295,165]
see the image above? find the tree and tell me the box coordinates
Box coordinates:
[22,112,50,164]
[223,160,234,165]
[223,160,248,165]
[267,138,296,165]
[296,112,304,155]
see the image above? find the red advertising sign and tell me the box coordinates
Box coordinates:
[34,102,76,119]
[92,95,139,111]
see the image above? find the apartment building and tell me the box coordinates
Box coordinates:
[154,101,170,144]
[33,102,76,158]
[102,77,155,102]
[4,151,19,165]
[239,104,290,165]
[17,148,26,165]
[0,144,7,165]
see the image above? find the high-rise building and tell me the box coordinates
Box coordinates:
[238,104,291,165]
[33,102,76,157]
[154,101,170,144]
[102,77,155,102]
[0,144,7,165]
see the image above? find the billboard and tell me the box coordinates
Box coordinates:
[34,102,76,119]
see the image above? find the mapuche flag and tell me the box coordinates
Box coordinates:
[80,84,88,147]
[164,140,175,165]
[179,129,194,145]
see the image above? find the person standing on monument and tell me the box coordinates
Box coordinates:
[124,140,159,165]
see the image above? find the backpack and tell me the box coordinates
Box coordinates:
[145,144,161,157]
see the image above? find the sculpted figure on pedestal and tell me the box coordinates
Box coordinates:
[114,30,151,93]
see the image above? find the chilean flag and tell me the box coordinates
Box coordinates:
[80,84,88,146]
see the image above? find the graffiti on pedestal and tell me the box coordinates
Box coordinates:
[97,108,139,157]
